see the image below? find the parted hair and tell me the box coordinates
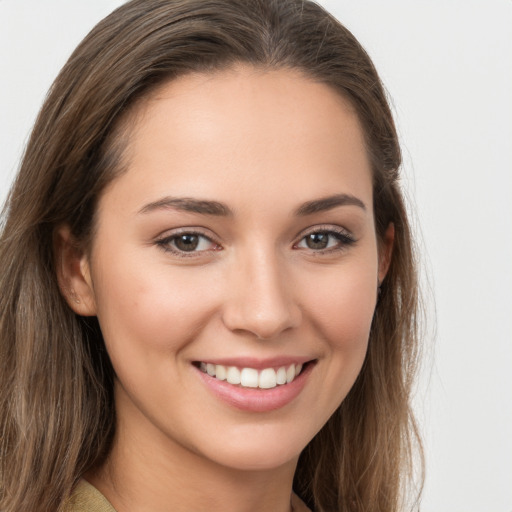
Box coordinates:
[0,1,423,510]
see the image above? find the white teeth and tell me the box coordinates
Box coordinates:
[215,364,226,381]
[276,366,287,385]
[240,368,259,388]
[259,368,277,389]
[226,366,241,385]
[199,362,307,389]
[286,364,295,383]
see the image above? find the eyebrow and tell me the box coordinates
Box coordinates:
[138,193,366,217]
[294,194,366,216]
[138,197,233,216]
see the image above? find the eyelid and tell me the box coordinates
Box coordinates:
[295,224,355,240]
[155,226,215,239]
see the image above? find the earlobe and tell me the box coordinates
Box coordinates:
[54,225,97,316]
[378,222,395,284]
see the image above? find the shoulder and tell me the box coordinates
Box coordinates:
[62,480,309,512]
[62,480,117,512]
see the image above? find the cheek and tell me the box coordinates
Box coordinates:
[293,259,378,426]
[91,253,221,357]
[302,261,377,353]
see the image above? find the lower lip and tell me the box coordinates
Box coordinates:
[195,363,314,413]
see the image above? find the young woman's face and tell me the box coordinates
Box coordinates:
[77,66,389,471]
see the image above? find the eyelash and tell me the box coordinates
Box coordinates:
[293,226,356,254]
[155,229,220,257]
[155,226,356,258]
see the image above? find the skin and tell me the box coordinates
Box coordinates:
[57,66,393,512]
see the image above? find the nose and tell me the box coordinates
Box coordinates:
[221,249,302,340]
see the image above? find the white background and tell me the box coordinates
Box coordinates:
[1,1,511,511]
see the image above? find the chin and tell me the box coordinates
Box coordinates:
[211,447,300,473]
[191,424,313,472]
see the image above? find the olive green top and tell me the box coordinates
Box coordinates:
[64,479,311,511]
[64,480,116,512]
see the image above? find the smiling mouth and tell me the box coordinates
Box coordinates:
[195,361,312,390]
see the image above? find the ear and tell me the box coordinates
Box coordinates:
[378,222,395,284]
[54,225,97,316]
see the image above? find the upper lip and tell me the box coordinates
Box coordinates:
[193,356,315,370]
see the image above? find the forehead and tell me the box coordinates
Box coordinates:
[99,65,373,218]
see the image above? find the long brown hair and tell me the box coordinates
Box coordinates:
[0,1,423,510]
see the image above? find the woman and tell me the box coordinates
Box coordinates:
[0,1,423,511]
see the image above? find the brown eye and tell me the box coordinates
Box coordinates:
[157,232,218,255]
[295,228,356,253]
[174,234,200,252]
[305,233,329,250]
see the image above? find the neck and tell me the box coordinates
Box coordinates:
[87,389,298,512]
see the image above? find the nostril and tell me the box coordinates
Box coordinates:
[222,303,302,340]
